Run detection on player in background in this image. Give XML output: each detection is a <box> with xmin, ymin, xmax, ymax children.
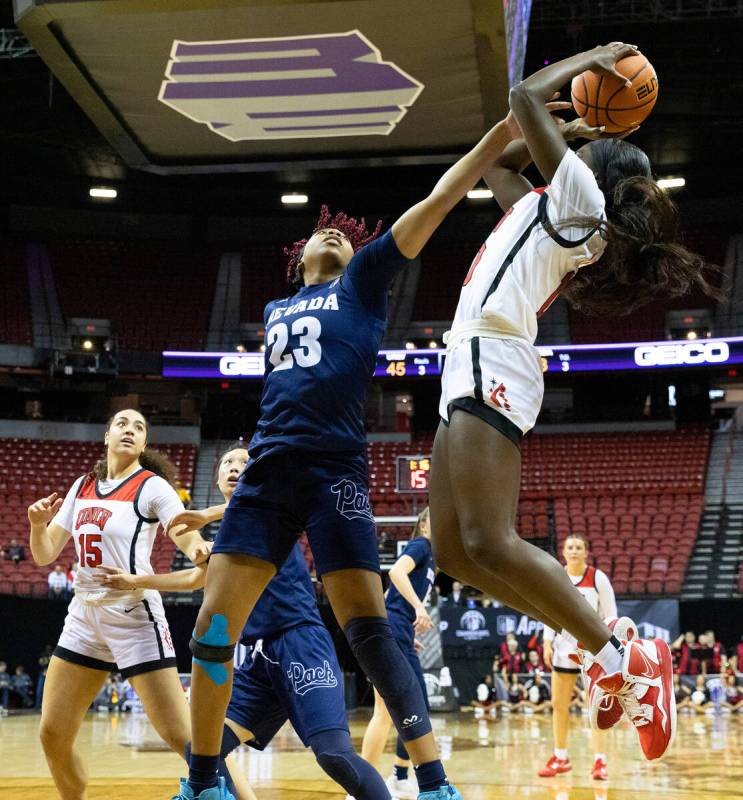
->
<box><xmin>26</xmin><ymin>409</ymin><xmax>233</xmax><ymax>800</ymax></box>
<box><xmin>429</xmin><ymin>43</ymin><xmax>716</xmax><ymax>762</ymax></box>
<box><xmin>353</xmin><ymin>508</ymin><xmax>436</xmax><ymax>800</ymax></box>
<box><xmin>100</xmin><ymin>444</ymin><xmax>391</xmax><ymax>800</ymax></box>
<box><xmin>538</xmin><ymin>534</ymin><xmax>623</xmax><ymax>781</ymax></box>
<box><xmin>169</xmin><ymin>101</ymin><xmax>575</xmax><ymax>800</ymax></box>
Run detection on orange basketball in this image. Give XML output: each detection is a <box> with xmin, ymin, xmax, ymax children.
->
<box><xmin>571</xmin><ymin>54</ymin><xmax>659</xmax><ymax>133</ymax></box>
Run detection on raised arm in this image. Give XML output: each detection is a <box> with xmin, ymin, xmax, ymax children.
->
<box><xmin>390</xmin><ymin>120</ymin><xmax>515</xmax><ymax>259</ymax></box>
<box><xmin>388</xmin><ymin>554</ymin><xmax>433</xmax><ymax>633</ymax></box>
<box><xmin>485</xmin><ymin>112</ymin><xmax>604</xmax><ymax>212</ymax></box>
<box><xmin>508</xmin><ymin>42</ymin><xmax>639</xmax><ymax>183</ymax></box>
<box><xmin>28</xmin><ymin>492</ymin><xmax>70</xmax><ymax>566</ymax></box>
<box><xmin>166</xmin><ymin>504</ymin><xmax>227</xmax><ymax>564</ymax></box>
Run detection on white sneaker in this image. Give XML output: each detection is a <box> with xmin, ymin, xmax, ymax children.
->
<box><xmin>386</xmin><ymin>774</ymin><xmax>418</xmax><ymax>799</ymax></box>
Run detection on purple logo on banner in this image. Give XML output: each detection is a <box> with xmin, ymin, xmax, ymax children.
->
<box><xmin>158</xmin><ymin>31</ymin><xmax>424</xmax><ymax>141</ymax></box>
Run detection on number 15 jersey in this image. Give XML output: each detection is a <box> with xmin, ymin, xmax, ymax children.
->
<box><xmin>250</xmin><ymin>230</ymin><xmax>410</xmax><ymax>458</ymax></box>
<box><xmin>53</xmin><ymin>469</ymin><xmax>184</xmax><ymax>602</ymax></box>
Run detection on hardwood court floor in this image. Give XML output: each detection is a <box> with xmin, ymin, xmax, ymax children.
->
<box><xmin>1</xmin><ymin>709</ymin><xmax>742</xmax><ymax>799</ymax></box>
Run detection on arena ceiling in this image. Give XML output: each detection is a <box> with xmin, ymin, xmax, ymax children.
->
<box><xmin>3</xmin><ymin>1</ymin><xmax>743</xmax><ymax>219</ymax></box>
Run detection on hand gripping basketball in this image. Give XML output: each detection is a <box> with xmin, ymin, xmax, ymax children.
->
<box><xmin>588</xmin><ymin>42</ymin><xmax>641</xmax><ymax>85</ymax></box>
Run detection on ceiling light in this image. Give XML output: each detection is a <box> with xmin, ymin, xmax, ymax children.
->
<box><xmin>82</xmin><ymin>339</ymin><xmax>94</xmax><ymax>350</ymax></box>
<box><xmin>281</xmin><ymin>193</ymin><xmax>308</xmax><ymax>205</ymax></box>
<box><xmin>89</xmin><ymin>186</ymin><xmax>117</xmax><ymax>199</ymax></box>
<box><xmin>466</xmin><ymin>188</ymin><xmax>493</xmax><ymax>200</ymax></box>
<box><xmin>428</xmin><ymin>340</ymin><xmax>438</xmax><ymax>348</ymax></box>
<box><xmin>657</xmin><ymin>177</ymin><xmax>685</xmax><ymax>190</ymax></box>
<box><xmin>405</xmin><ymin>341</ymin><xmax>416</xmax><ymax>350</ymax></box>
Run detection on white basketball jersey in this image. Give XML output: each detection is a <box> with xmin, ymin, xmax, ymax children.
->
<box><xmin>549</xmin><ymin>566</ymin><xmax>617</xmax><ymax>653</ymax></box>
<box><xmin>54</xmin><ymin>469</ymin><xmax>183</xmax><ymax>600</ymax></box>
<box><xmin>452</xmin><ymin>149</ymin><xmax>607</xmax><ymax>344</ymax></box>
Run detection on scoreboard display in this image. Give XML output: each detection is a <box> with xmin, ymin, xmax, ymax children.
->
<box><xmin>396</xmin><ymin>455</ymin><xmax>432</xmax><ymax>492</ymax></box>
<box><xmin>163</xmin><ymin>335</ymin><xmax>743</xmax><ymax>379</ymax></box>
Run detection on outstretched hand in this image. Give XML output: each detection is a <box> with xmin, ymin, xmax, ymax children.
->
<box><xmin>559</xmin><ymin>116</ymin><xmax>640</xmax><ymax>142</ymax></box>
<box><xmin>167</xmin><ymin>509</ymin><xmax>211</xmax><ymax>535</ymax></box>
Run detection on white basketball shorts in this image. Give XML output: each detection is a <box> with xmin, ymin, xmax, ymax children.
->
<box><xmin>55</xmin><ymin>592</ymin><xmax>177</xmax><ymax>678</ymax></box>
<box><xmin>439</xmin><ymin>335</ymin><xmax>544</xmax><ymax>446</ymax></box>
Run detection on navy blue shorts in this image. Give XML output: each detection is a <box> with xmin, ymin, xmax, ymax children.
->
<box><xmin>213</xmin><ymin>449</ymin><xmax>379</xmax><ymax>575</ymax></box>
<box><xmin>226</xmin><ymin>623</ymin><xmax>348</xmax><ymax>749</ymax></box>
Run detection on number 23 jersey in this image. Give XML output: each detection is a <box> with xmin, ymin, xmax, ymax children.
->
<box><xmin>52</xmin><ymin>469</ymin><xmax>184</xmax><ymax>600</ymax></box>
<box><xmin>250</xmin><ymin>230</ymin><xmax>409</xmax><ymax>458</ymax></box>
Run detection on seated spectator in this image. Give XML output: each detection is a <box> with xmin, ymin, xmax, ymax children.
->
<box><xmin>525</xmin><ymin>648</ymin><xmax>546</xmax><ymax>674</ymax></box>
<box><xmin>698</xmin><ymin>630</ymin><xmax>722</xmax><ymax>674</ymax></box>
<box><xmin>498</xmin><ymin>633</ymin><xmax>526</xmax><ymax>679</ymax></box>
<box><xmin>445</xmin><ymin>581</ymin><xmax>466</xmax><ymax>606</ymax></box>
<box><xmin>495</xmin><ymin>673</ymin><xmax>525</xmax><ymax>711</ymax></box>
<box><xmin>674</xmin><ymin>674</ymin><xmax>692</xmax><ymax>711</ymax></box>
<box><xmin>36</xmin><ymin>645</ymin><xmax>53</xmax><ymax>709</ymax></box>
<box><xmin>0</xmin><ymin>546</ymin><xmax>5</xmax><ymax>560</ymax></box>
<box><xmin>722</xmin><ymin>674</ymin><xmax>743</xmax><ymax>711</ymax></box>
<box><xmin>0</xmin><ymin>662</ymin><xmax>10</xmax><ymax>711</ymax></box>
<box><xmin>48</xmin><ymin>564</ymin><xmax>69</xmax><ymax>601</ymax></box>
<box><xmin>175</xmin><ymin>478</ymin><xmax>192</xmax><ymax>509</ymax></box>
<box><xmin>67</xmin><ymin>561</ymin><xmax>78</xmax><ymax>596</ymax></box>
<box><xmin>10</xmin><ymin>665</ymin><xmax>34</xmax><ymax>708</ymax></box>
<box><xmin>672</xmin><ymin>631</ymin><xmax>701</xmax><ymax>675</ymax></box>
<box><xmin>7</xmin><ymin>539</ymin><xmax>25</xmax><ymax>565</ymax></box>
<box><xmin>93</xmin><ymin>677</ymin><xmax>118</xmax><ymax>712</ymax></box>
<box><xmin>523</xmin><ymin>672</ymin><xmax>551</xmax><ymax>712</ymax></box>
<box><xmin>473</xmin><ymin>674</ymin><xmax>497</xmax><ymax>718</ymax></box>
<box><xmin>690</xmin><ymin>675</ymin><xmax>710</xmax><ymax>710</ymax></box>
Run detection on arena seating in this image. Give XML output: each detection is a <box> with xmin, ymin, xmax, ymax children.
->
<box><xmin>48</xmin><ymin>240</ymin><xmax>219</xmax><ymax>351</ymax></box>
<box><xmin>0</xmin><ymin>438</ymin><xmax>196</xmax><ymax>597</ymax></box>
<box><xmin>241</xmin><ymin>244</ymin><xmax>293</xmax><ymax>321</ymax></box>
<box><xmin>368</xmin><ymin>427</ymin><xmax>709</xmax><ymax>595</ymax></box>
<box><xmin>0</xmin><ymin>244</ymin><xmax>33</xmax><ymax>346</ymax></box>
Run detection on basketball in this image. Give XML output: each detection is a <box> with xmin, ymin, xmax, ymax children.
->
<box><xmin>571</xmin><ymin>54</ymin><xmax>659</xmax><ymax>133</ymax></box>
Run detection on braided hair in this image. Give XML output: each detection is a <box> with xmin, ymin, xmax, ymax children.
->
<box><xmin>284</xmin><ymin>205</ymin><xmax>383</xmax><ymax>289</ymax></box>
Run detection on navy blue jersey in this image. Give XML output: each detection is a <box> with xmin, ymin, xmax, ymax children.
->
<box><xmin>240</xmin><ymin>543</ymin><xmax>321</xmax><ymax>645</ymax></box>
<box><xmin>385</xmin><ymin>537</ymin><xmax>435</xmax><ymax>632</ymax></box>
<box><xmin>249</xmin><ymin>230</ymin><xmax>409</xmax><ymax>457</ymax></box>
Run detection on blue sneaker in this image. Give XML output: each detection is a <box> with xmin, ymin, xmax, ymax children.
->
<box><xmin>172</xmin><ymin>777</ymin><xmax>235</xmax><ymax>800</ymax></box>
<box><xmin>418</xmin><ymin>785</ymin><xmax>463</xmax><ymax>800</ymax></box>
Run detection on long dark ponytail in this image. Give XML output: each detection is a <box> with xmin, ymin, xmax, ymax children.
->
<box><xmin>560</xmin><ymin>139</ymin><xmax>720</xmax><ymax>316</ymax></box>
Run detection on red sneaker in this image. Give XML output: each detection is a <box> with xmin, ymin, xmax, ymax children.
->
<box><xmin>591</xmin><ymin>757</ymin><xmax>608</xmax><ymax>780</ymax></box>
<box><xmin>597</xmin><ymin>638</ymin><xmax>676</xmax><ymax>761</ymax></box>
<box><xmin>583</xmin><ymin>617</ymin><xmax>638</xmax><ymax>731</ymax></box>
<box><xmin>538</xmin><ymin>755</ymin><xmax>572</xmax><ymax>777</ymax></box>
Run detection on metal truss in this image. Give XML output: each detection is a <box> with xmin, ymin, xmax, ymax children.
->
<box><xmin>530</xmin><ymin>0</ymin><xmax>743</xmax><ymax>28</ymax></box>
<box><xmin>0</xmin><ymin>28</ymin><xmax>35</xmax><ymax>59</ymax></box>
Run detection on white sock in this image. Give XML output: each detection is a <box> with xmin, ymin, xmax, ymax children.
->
<box><xmin>594</xmin><ymin>637</ymin><xmax>624</xmax><ymax>674</ymax></box>
<box><xmin>594</xmin><ymin>752</ymin><xmax>606</xmax><ymax>762</ymax></box>
<box><xmin>554</xmin><ymin>748</ymin><xmax>568</xmax><ymax>760</ymax></box>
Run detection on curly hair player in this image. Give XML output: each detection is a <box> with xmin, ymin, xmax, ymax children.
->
<box><xmin>429</xmin><ymin>43</ymin><xmax>716</xmax><ymax>764</ymax></box>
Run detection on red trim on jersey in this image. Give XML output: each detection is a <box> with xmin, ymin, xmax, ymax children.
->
<box><xmin>576</xmin><ymin>565</ymin><xmax>597</xmax><ymax>590</ymax></box>
<box><xmin>77</xmin><ymin>469</ymin><xmax>156</xmax><ymax>502</ymax></box>
<box><xmin>532</xmin><ymin>187</ymin><xmax>547</xmax><ymax>195</ymax></box>
<box><xmin>537</xmin><ymin>271</ymin><xmax>576</xmax><ymax>319</ymax></box>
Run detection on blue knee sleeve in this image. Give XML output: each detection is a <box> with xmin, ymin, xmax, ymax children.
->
<box><xmin>189</xmin><ymin>613</ymin><xmax>234</xmax><ymax>686</ymax></box>
<box><xmin>308</xmin><ymin>730</ymin><xmax>390</xmax><ymax>800</ymax></box>
<box><xmin>344</xmin><ymin>617</ymin><xmax>432</xmax><ymax>743</ymax></box>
